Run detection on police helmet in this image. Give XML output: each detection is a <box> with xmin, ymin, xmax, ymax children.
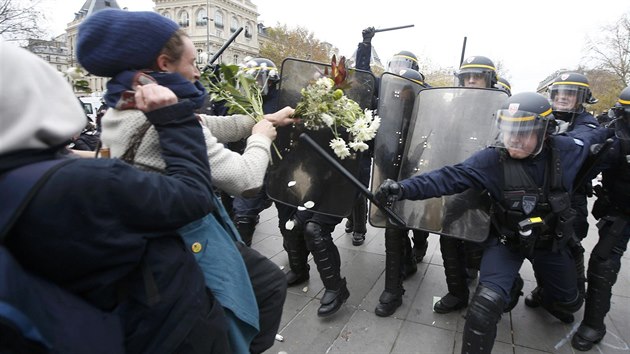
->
<box><xmin>491</xmin><ymin>92</ymin><xmax>554</xmax><ymax>157</ymax></box>
<box><xmin>457</xmin><ymin>55</ymin><xmax>497</xmax><ymax>88</ymax></box>
<box><xmin>387</xmin><ymin>50</ymin><xmax>419</xmax><ymax>73</ymax></box>
<box><xmin>495</xmin><ymin>77</ymin><xmax>512</xmax><ymax>96</ymax></box>
<box><xmin>549</xmin><ymin>72</ymin><xmax>597</xmax><ymax>114</ymax></box>
<box><xmin>612</xmin><ymin>86</ymin><xmax>630</xmax><ymax>140</ymax></box>
<box><xmin>398</xmin><ymin>68</ymin><xmax>426</xmax><ymax>87</ymax></box>
<box><xmin>240</xmin><ymin>57</ymin><xmax>279</xmax><ymax>96</ymax></box>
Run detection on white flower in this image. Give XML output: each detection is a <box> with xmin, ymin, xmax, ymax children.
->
<box><xmin>321</xmin><ymin>113</ymin><xmax>334</xmax><ymax>127</ymax></box>
<box><xmin>329</xmin><ymin>137</ymin><xmax>351</xmax><ymax>159</ymax></box>
<box><xmin>349</xmin><ymin>140</ymin><xmax>369</xmax><ymax>152</ymax></box>
<box><xmin>285</xmin><ymin>220</ymin><xmax>295</xmax><ymax>230</ymax></box>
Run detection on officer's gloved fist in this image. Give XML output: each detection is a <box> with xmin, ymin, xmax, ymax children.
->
<box><xmin>362</xmin><ymin>27</ymin><xmax>375</xmax><ymax>44</ymax></box>
<box><xmin>376</xmin><ymin>179</ymin><xmax>403</xmax><ymax>205</ymax></box>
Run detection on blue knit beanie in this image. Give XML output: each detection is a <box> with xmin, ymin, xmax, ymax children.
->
<box><xmin>77</xmin><ymin>9</ymin><xmax>180</xmax><ymax>77</ymax></box>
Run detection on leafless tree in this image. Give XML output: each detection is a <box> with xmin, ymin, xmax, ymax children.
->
<box><xmin>0</xmin><ymin>0</ymin><xmax>46</xmax><ymax>41</ymax></box>
<box><xmin>585</xmin><ymin>12</ymin><xmax>630</xmax><ymax>87</ymax></box>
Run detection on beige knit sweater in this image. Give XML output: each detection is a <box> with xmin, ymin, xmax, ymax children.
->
<box><xmin>101</xmin><ymin>108</ymin><xmax>271</xmax><ymax>196</ymax></box>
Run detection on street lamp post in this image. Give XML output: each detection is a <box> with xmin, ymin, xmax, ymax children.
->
<box><xmin>205</xmin><ymin>0</ymin><xmax>210</xmax><ymax>56</ymax></box>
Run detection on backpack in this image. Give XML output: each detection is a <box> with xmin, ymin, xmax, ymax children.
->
<box><xmin>0</xmin><ymin>159</ymin><xmax>124</xmax><ymax>354</ymax></box>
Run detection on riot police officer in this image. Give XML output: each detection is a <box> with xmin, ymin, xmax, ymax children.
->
<box><xmin>431</xmin><ymin>55</ymin><xmax>499</xmax><ymax>314</ymax></box>
<box><xmin>571</xmin><ymin>86</ymin><xmax>630</xmax><ymax>351</ymax></box>
<box><xmin>231</xmin><ymin>57</ymin><xmax>280</xmax><ymax>246</ymax></box>
<box><xmin>376</xmin><ymin>92</ymin><xmax>611</xmax><ymax>353</ymax></box>
<box><xmin>525</xmin><ymin>72</ymin><xmax>600</xmax><ymax>306</ymax></box>
<box><xmin>456</xmin><ymin>55</ymin><xmax>498</xmax><ymax>88</ymax></box>
<box><xmin>496</xmin><ymin>77</ymin><xmax>512</xmax><ymax>96</ymax></box>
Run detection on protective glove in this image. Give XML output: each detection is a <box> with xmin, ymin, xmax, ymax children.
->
<box><xmin>362</xmin><ymin>27</ymin><xmax>375</xmax><ymax>44</ymax></box>
<box><xmin>375</xmin><ymin>179</ymin><xmax>403</xmax><ymax>205</ymax></box>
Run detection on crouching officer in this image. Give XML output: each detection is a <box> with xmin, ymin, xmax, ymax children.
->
<box><xmin>572</xmin><ymin>86</ymin><xmax>630</xmax><ymax>351</ymax></box>
<box><xmin>376</xmin><ymin>92</ymin><xmax>612</xmax><ymax>354</ymax></box>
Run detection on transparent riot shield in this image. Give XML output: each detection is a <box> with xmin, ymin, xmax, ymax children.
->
<box><xmin>369</xmin><ymin>73</ymin><xmax>425</xmax><ymax>227</ymax></box>
<box><xmin>266</xmin><ymin>58</ymin><xmax>377</xmax><ymax>217</ymax></box>
<box><xmin>393</xmin><ymin>87</ymin><xmax>508</xmax><ymax>242</ymax></box>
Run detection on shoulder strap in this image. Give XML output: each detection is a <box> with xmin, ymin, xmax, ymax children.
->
<box><xmin>0</xmin><ymin>159</ymin><xmax>74</xmax><ymax>242</ymax></box>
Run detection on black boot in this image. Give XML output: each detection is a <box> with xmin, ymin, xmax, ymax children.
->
<box><xmin>375</xmin><ymin>229</ymin><xmax>406</xmax><ymax>317</ymax></box>
<box><xmin>375</xmin><ymin>289</ymin><xmax>404</xmax><ymax>317</ymax></box>
<box><xmin>401</xmin><ymin>235</ymin><xmax>417</xmax><ymax>279</ymax></box>
<box><xmin>572</xmin><ymin>256</ymin><xmax>619</xmax><ymax>351</ymax></box>
<box><xmin>542</xmin><ymin>291</ymin><xmax>583</xmax><ymax>324</ymax></box>
<box><xmin>412</xmin><ymin>230</ymin><xmax>429</xmax><ymax>263</ymax></box>
<box><xmin>504</xmin><ymin>275</ymin><xmax>524</xmax><ymax>312</ymax></box>
<box><xmin>305</xmin><ymin>221</ymin><xmax>349</xmax><ymax>317</ymax></box>
<box><xmin>281</xmin><ymin>227</ymin><xmax>310</xmax><ymax>286</ymax></box>
<box><xmin>235</xmin><ymin>216</ymin><xmax>257</xmax><ymax>247</ymax></box>
<box><xmin>524</xmin><ymin>286</ymin><xmax>542</xmax><ymax>308</ymax></box>
<box><xmin>318</xmin><ymin>278</ymin><xmax>350</xmax><ymax>317</ymax></box>
<box><xmin>344</xmin><ymin>218</ymin><xmax>353</xmax><ymax>233</ymax></box>
<box><xmin>434</xmin><ymin>236</ymin><xmax>469</xmax><ymax>314</ymax></box>
<box><xmin>350</xmin><ymin>196</ymin><xmax>367</xmax><ymax>246</ymax></box>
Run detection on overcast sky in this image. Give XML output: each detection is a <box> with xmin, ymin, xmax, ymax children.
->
<box><xmin>45</xmin><ymin>0</ymin><xmax>630</xmax><ymax>93</ymax></box>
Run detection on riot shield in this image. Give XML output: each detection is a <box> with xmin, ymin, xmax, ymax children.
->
<box><xmin>393</xmin><ymin>87</ymin><xmax>508</xmax><ymax>242</ymax></box>
<box><xmin>369</xmin><ymin>72</ymin><xmax>425</xmax><ymax>227</ymax></box>
<box><xmin>266</xmin><ymin>58</ymin><xmax>377</xmax><ymax>217</ymax></box>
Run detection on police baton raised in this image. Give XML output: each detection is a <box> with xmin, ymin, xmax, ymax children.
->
<box><xmin>373</xmin><ymin>24</ymin><xmax>414</xmax><ymax>33</ymax></box>
<box><xmin>202</xmin><ymin>27</ymin><xmax>243</xmax><ymax>73</ymax></box>
<box><xmin>298</xmin><ymin>132</ymin><xmax>406</xmax><ymax>227</ymax></box>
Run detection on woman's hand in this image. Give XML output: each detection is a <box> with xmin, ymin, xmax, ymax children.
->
<box><xmin>264</xmin><ymin>106</ymin><xmax>298</xmax><ymax>127</ymax></box>
<box><xmin>134</xmin><ymin>83</ymin><xmax>178</xmax><ymax>112</ymax></box>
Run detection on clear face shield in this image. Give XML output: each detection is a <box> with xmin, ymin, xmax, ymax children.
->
<box><xmin>387</xmin><ymin>56</ymin><xmax>416</xmax><ymax>73</ymax></box>
<box><xmin>549</xmin><ymin>85</ymin><xmax>587</xmax><ymax>113</ymax></box>
<box><xmin>456</xmin><ymin>69</ymin><xmax>492</xmax><ymax>88</ymax></box>
<box><xmin>489</xmin><ymin>107</ymin><xmax>551</xmax><ymax>158</ymax></box>
<box><xmin>242</xmin><ymin>63</ymin><xmax>278</xmax><ymax>96</ymax></box>
<box><xmin>611</xmin><ymin>106</ymin><xmax>630</xmax><ymax>140</ymax></box>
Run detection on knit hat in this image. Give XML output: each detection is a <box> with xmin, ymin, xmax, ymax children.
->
<box><xmin>77</xmin><ymin>9</ymin><xmax>180</xmax><ymax>77</ymax></box>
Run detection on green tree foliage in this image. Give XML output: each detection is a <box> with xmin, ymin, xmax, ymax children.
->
<box><xmin>260</xmin><ymin>24</ymin><xmax>336</xmax><ymax>67</ymax></box>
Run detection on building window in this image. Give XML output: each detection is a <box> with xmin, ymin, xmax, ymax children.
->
<box><xmin>244</xmin><ymin>23</ymin><xmax>252</xmax><ymax>38</ymax></box>
<box><xmin>178</xmin><ymin>11</ymin><xmax>189</xmax><ymax>27</ymax></box>
<box><xmin>196</xmin><ymin>9</ymin><xmax>207</xmax><ymax>26</ymax></box>
<box><xmin>214</xmin><ymin>12</ymin><xmax>223</xmax><ymax>28</ymax></box>
<box><xmin>233</xmin><ymin>54</ymin><xmax>239</xmax><ymax>64</ymax></box>
<box><xmin>230</xmin><ymin>17</ymin><xmax>239</xmax><ymax>33</ymax></box>
<box><xmin>162</xmin><ymin>11</ymin><xmax>171</xmax><ymax>20</ymax></box>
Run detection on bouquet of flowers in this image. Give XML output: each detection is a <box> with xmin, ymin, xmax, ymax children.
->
<box><xmin>293</xmin><ymin>55</ymin><xmax>380</xmax><ymax>159</ymax></box>
<box><xmin>201</xmin><ymin>63</ymin><xmax>282</xmax><ymax>158</ymax></box>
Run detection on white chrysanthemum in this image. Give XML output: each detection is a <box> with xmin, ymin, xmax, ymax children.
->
<box><xmin>330</xmin><ymin>137</ymin><xmax>351</xmax><ymax>159</ymax></box>
<box><xmin>321</xmin><ymin>113</ymin><xmax>334</xmax><ymax>127</ymax></box>
<box><xmin>349</xmin><ymin>140</ymin><xmax>369</xmax><ymax>152</ymax></box>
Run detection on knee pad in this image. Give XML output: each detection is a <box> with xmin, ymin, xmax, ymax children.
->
<box><xmin>304</xmin><ymin>221</ymin><xmax>327</xmax><ymax>251</ymax></box>
<box><xmin>466</xmin><ymin>286</ymin><xmax>505</xmax><ymax>330</ymax></box>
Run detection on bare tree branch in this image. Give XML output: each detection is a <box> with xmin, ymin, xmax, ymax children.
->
<box><xmin>0</xmin><ymin>0</ymin><xmax>46</xmax><ymax>41</ymax></box>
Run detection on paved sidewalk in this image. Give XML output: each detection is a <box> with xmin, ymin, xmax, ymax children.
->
<box><xmin>251</xmin><ymin>201</ymin><xmax>629</xmax><ymax>354</ymax></box>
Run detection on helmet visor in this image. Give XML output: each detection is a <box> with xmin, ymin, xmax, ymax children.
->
<box><xmin>387</xmin><ymin>56</ymin><xmax>417</xmax><ymax>73</ymax></box>
<box><xmin>456</xmin><ymin>69</ymin><xmax>493</xmax><ymax>88</ymax></box>
<box><xmin>550</xmin><ymin>85</ymin><xmax>588</xmax><ymax>113</ymax></box>
<box><xmin>489</xmin><ymin>109</ymin><xmax>550</xmax><ymax>157</ymax></box>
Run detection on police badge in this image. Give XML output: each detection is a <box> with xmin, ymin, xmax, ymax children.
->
<box><xmin>522</xmin><ymin>195</ymin><xmax>537</xmax><ymax>215</ymax></box>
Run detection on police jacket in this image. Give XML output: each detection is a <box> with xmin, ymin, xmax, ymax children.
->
<box><xmin>398</xmin><ymin>129</ymin><xmax>611</xmax><ymax>236</ymax></box>
<box><xmin>3</xmin><ymin>101</ymin><xmax>219</xmax><ymax>354</ymax></box>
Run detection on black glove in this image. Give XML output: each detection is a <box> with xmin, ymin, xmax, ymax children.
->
<box><xmin>362</xmin><ymin>27</ymin><xmax>375</xmax><ymax>44</ymax></box>
<box><xmin>375</xmin><ymin>179</ymin><xmax>403</xmax><ymax>205</ymax></box>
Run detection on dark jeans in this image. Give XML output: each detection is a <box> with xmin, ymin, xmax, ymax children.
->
<box><xmin>238</xmin><ymin>243</ymin><xmax>287</xmax><ymax>354</ymax></box>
